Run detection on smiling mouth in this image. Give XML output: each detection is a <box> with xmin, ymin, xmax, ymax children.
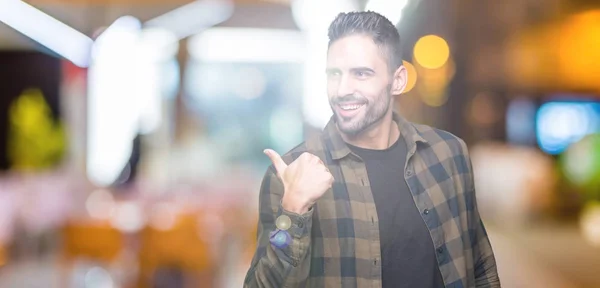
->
<box><xmin>339</xmin><ymin>103</ymin><xmax>366</xmax><ymax>111</ymax></box>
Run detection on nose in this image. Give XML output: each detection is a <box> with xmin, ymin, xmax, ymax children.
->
<box><xmin>336</xmin><ymin>74</ymin><xmax>355</xmax><ymax>97</ymax></box>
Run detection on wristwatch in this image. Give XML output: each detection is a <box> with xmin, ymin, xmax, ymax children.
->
<box><xmin>269</xmin><ymin>215</ymin><xmax>292</xmax><ymax>249</ymax></box>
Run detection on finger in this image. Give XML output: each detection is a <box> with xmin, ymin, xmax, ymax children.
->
<box><xmin>264</xmin><ymin>149</ymin><xmax>288</xmax><ymax>176</ymax></box>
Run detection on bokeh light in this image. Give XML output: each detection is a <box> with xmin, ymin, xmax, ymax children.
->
<box><xmin>86</xmin><ymin>189</ymin><xmax>116</xmax><ymax>220</ymax></box>
<box><xmin>561</xmin><ymin>134</ymin><xmax>600</xmax><ymax>190</ymax></box>
<box><xmin>109</xmin><ymin>202</ymin><xmax>145</xmax><ymax>233</ymax></box>
<box><xmin>413</xmin><ymin>35</ymin><xmax>450</xmax><ymax>70</ymax></box>
<box><xmin>580</xmin><ymin>202</ymin><xmax>600</xmax><ymax>247</ymax></box>
<box><xmin>557</xmin><ymin>10</ymin><xmax>600</xmax><ymax>91</ymax></box>
<box><xmin>536</xmin><ymin>102</ymin><xmax>600</xmax><ymax>155</ymax></box>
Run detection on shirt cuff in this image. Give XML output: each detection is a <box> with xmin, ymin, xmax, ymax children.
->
<box><xmin>276</xmin><ymin>201</ymin><xmax>314</xmax><ymax>238</ymax></box>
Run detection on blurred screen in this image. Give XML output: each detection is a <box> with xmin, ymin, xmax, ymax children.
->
<box><xmin>536</xmin><ymin>98</ymin><xmax>600</xmax><ymax>155</ymax></box>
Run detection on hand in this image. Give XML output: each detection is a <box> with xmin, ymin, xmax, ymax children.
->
<box><xmin>264</xmin><ymin>149</ymin><xmax>334</xmax><ymax>214</ymax></box>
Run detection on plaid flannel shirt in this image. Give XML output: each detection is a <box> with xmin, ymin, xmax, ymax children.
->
<box><xmin>244</xmin><ymin>112</ymin><xmax>500</xmax><ymax>288</ymax></box>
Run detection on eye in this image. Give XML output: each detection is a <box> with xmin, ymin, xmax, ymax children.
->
<box><xmin>354</xmin><ymin>70</ymin><xmax>371</xmax><ymax>79</ymax></box>
<box><xmin>326</xmin><ymin>71</ymin><xmax>341</xmax><ymax>78</ymax></box>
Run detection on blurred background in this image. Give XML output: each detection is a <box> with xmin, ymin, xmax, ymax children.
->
<box><xmin>0</xmin><ymin>0</ymin><xmax>599</xmax><ymax>287</ymax></box>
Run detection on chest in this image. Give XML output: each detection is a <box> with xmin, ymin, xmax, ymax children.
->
<box><xmin>315</xmin><ymin>149</ymin><xmax>467</xmax><ymax>222</ymax></box>
<box><xmin>309</xmin><ymin>149</ymin><xmax>470</xmax><ymax>267</ymax></box>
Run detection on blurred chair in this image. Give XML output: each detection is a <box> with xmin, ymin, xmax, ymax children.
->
<box><xmin>137</xmin><ymin>213</ymin><xmax>217</xmax><ymax>288</ymax></box>
<box><xmin>0</xmin><ymin>243</ymin><xmax>6</xmax><ymax>268</ymax></box>
<box><xmin>60</xmin><ymin>221</ymin><xmax>124</xmax><ymax>287</ymax></box>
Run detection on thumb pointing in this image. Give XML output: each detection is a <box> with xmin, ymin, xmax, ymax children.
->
<box><xmin>264</xmin><ymin>149</ymin><xmax>287</xmax><ymax>176</ymax></box>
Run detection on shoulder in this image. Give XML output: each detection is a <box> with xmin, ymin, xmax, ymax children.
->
<box><xmin>412</xmin><ymin>122</ymin><xmax>470</xmax><ymax>157</ymax></box>
<box><xmin>412</xmin><ymin>122</ymin><xmax>475</xmax><ymax>190</ymax></box>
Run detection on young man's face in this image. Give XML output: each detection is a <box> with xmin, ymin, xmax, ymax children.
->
<box><xmin>326</xmin><ymin>34</ymin><xmax>405</xmax><ymax>136</ymax></box>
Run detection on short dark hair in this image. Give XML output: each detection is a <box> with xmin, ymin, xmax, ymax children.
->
<box><xmin>327</xmin><ymin>11</ymin><xmax>403</xmax><ymax>73</ymax></box>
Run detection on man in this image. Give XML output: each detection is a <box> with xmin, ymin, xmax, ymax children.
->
<box><xmin>244</xmin><ymin>11</ymin><xmax>500</xmax><ymax>288</ymax></box>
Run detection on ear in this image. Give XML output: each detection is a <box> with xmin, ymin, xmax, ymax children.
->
<box><xmin>390</xmin><ymin>65</ymin><xmax>408</xmax><ymax>96</ymax></box>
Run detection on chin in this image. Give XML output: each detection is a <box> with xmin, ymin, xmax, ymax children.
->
<box><xmin>335</xmin><ymin>116</ymin><xmax>366</xmax><ymax>136</ymax></box>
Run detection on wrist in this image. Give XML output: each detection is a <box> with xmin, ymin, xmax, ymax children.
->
<box><xmin>282</xmin><ymin>192</ymin><xmax>311</xmax><ymax>215</ymax></box>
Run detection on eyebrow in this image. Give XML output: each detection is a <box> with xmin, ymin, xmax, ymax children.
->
<box><xmin>325</xmin><ymin>67</ymin><xmax>376</xmax><ymax>74</ymax></box>
<box><xmin>350</xmin><ymin>67</ymin><xmax>375</xmax><ymax>74</ymax></box>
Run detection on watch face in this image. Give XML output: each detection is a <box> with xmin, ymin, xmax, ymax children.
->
<box><xmin>275</xmin><ymin>214</ymin><xmax>292</xmax><ymax>230</ymax></box>
<box><xmin>269</xmin><ymin>229</ymin><xmax>292</xmax><ymax>249</ymax></box>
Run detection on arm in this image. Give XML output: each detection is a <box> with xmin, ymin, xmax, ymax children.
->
<box><xmin>244</xmin><ymin>167</ymin><xmax>313</xmax><ymax>288</ymax></box>
<box><xmin>468</xmin><ymin>188</ymin><xmax>501</xmax><ymax>287</ymax></box>
<box><xmin>459</xmin><ymin>140</ymin><xmax>501</xmax><ymax>287</ymax></box>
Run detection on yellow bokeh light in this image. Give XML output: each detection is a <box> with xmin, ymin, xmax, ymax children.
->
<box><xmin>413</xmin><ymin>34</ymin><xmax>450</xmax><ymax>69</ymax></box>
<box><xmin>402</xmin><ymin>60</ymin><xmax>418</xmax><ymax>94</ymax></box>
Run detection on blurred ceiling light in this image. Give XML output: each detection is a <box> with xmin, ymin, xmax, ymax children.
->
<box><xmin>291</xmin><ymin>0</ymin><xmax>359</xmax><ymax>31</ymax></box>
<box><xmin>145</xmin><ymin>0</ymin><xmax>233</xmax><ymax>40</ymax></box>
<box><xmin>0</xmin><ymin>0</ymin><xmax>93</xmax><ymax>67</ymax></box>
<box><xmin>365</xmin><ymin>0</ymin><xmax>409</xmax><ymax>25</ymax></box>
<box><xmin>137</xmin><ymin>27</ymin><xmax>179</xmax><ymax>63</ymax></box>
<box><xmin>88</xmin><ymin>16</ymin><xmax>178</xmax><ymax>187</ymax></box>
<box><xmin>87</xmin><ymin>16</ymin><xmax>142</xmax><ymax>187</ymax></box>
<box><xmin>188</xmin><ymin>28</ymin><xmax>305</xmax><ymax>63</ymax></box>
<box><xmin>135</xmin><ymin>28</ymin><xmax>177</xmax><ymax>135</ymax></box>
<box><xmin>413</xmin><ymin>34</ymin><xmax>450</xmax><ymax>70</ymax></box>
<box><xmin>94</xmin><ymin>15</ymin><xmax>141</xmax><ymax>46</ymax></box>
<box><xmin>402</xmin><ymin>60</ymin><xmax>417</xmax><ymax>94</ymax></box>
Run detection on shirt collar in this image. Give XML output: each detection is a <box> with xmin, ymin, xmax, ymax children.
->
<box><xmin>322</xmin><ymin>112</ymin><xmax>429</xmax><ymax>160</ymax></box>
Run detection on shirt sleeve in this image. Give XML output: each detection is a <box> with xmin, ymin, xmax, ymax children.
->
<box><xmin>244</xmin><ymin>166</ymin><xmax>314</xmax><ymax>288</ymax></box>
<box><xmin>459</xmin><ymin>139</ymin><xmax>502</xmax><ymax>288</ymax></box>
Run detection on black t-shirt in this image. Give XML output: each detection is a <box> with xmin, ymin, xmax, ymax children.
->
<box><xmin>348</xmin><ymin>137</ymin><xmax>445</xmax><ymax>288</ymax></box>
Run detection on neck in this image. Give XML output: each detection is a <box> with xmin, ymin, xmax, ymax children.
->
<box><xmin>339</xmin><ymin>108</ymin><xmax>400</xmax><ymax>150</ymax></box>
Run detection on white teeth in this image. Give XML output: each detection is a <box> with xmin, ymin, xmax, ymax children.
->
<box><xmin>340</xmin><ymin>104</ymin><xmax>363</xmax><ymax>111</ymax></box>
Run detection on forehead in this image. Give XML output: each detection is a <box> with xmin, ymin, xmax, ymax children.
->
<box><xmin>326</xmin><ymin>34</ymin><xmax>388</xmax><ymax>70</ymax></box>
